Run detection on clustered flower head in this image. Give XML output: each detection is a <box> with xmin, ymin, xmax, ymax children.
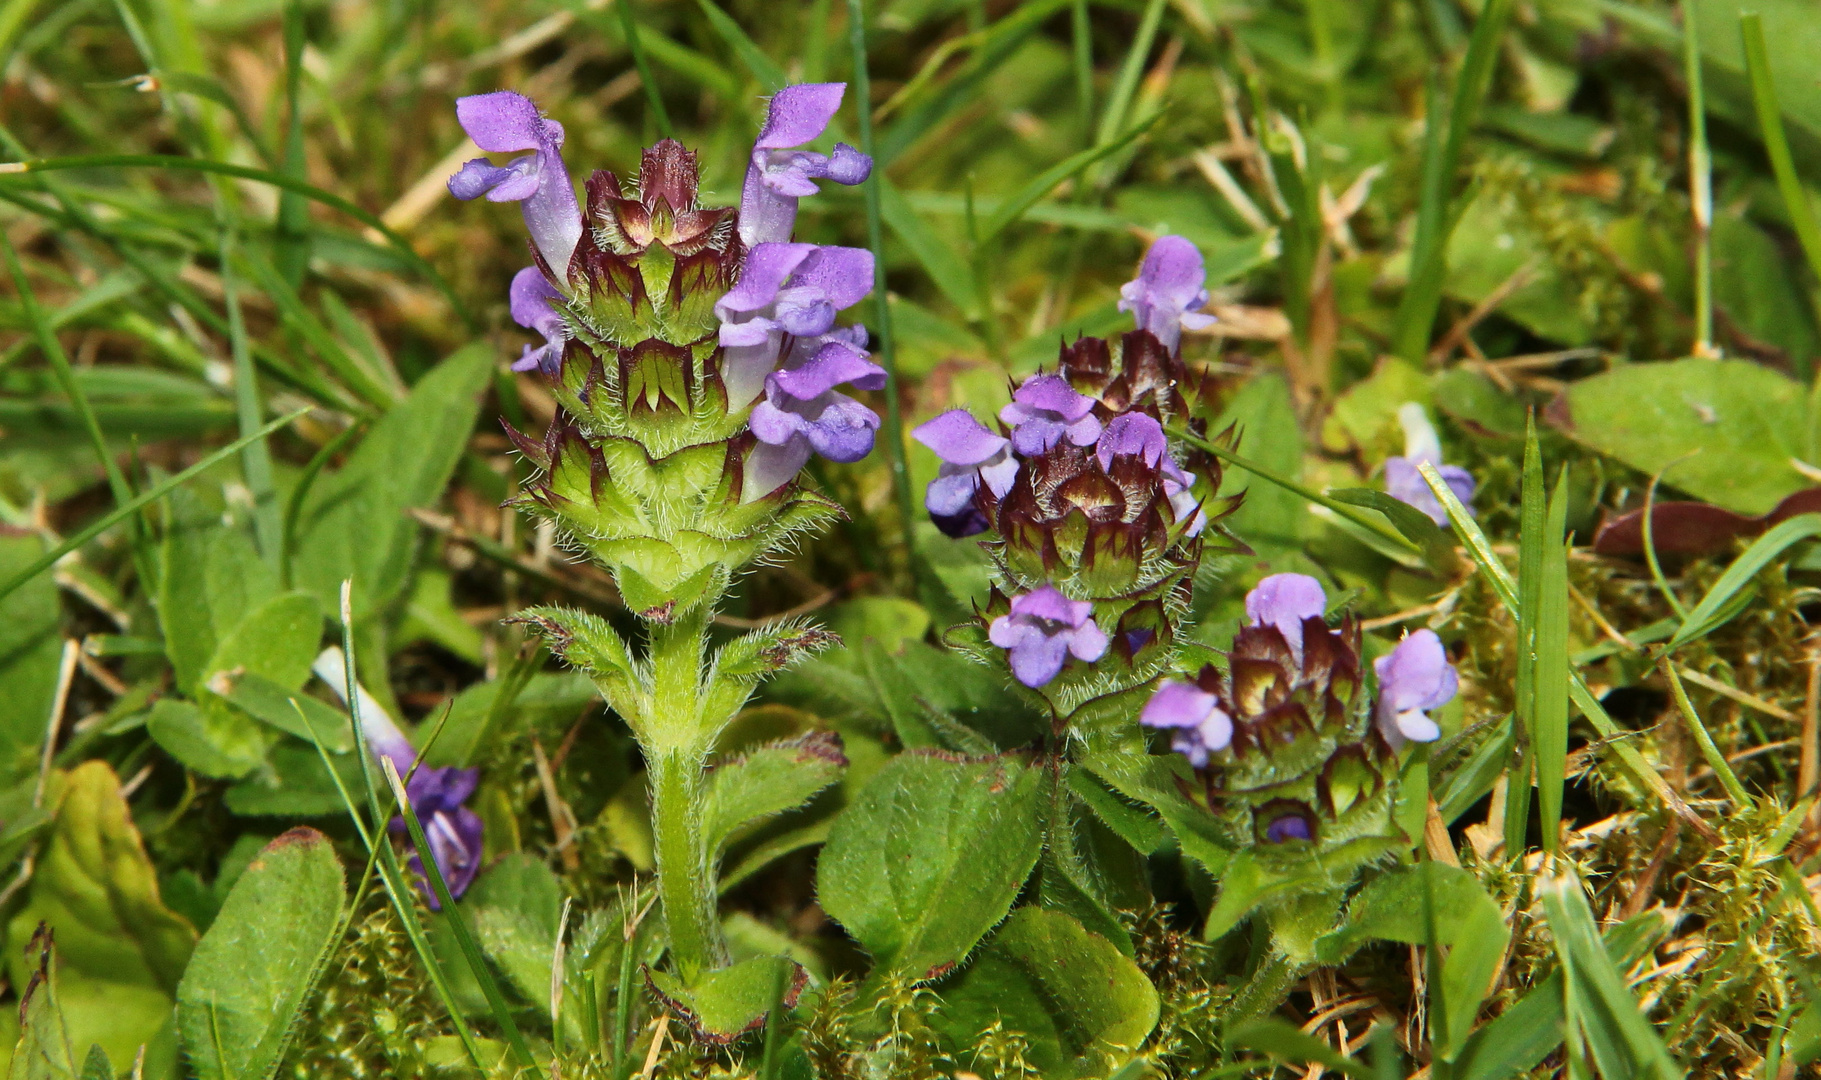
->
<box><xmin>450</xmin><ymin>84</ymin><xmax>880</xmax><ymax>617</ymax></box>
<box><xmin>918</xmin><ymin>236</ymin><xmax>1241</xmax><ymax>707</ymax></box>
<box><xmin>1384</xmin><ymin>402</ymin><xmax>1475</xmax><ymax>526</ymax></box>
<box><xmin>1138</xmin><ymin>574</ymin><xmax>1459</xmax><ymax>854</ymax></box>
<box><xmin>314</xmin><ymin>649</ymin><xmax>482</xmax><ymax>905</ymax></box>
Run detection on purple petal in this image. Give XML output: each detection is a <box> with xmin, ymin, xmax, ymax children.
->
<box><xmin>1008</xmin><ymin>584</ymin><xmax>1093</xmax><ymax>628</ymax></box>
<box><xmin>1117</xmin><ymin>234</ymin><xmax>1211</xmax><ymax>353</ymax></box>
<box><xmin>1008</xmin><ymin>374</ymin><xmax>1097</xmax><ymax>422</ymax></box>
<box><xmin>449</xmin><ymin>156</ymin><xmax>539</xmax><ymax>202</ymax></box>
<box><xmin>717</xmin><ymin>243</ymin><xmax>818</xmax><ymax>317</ymax></box>
<box><xmin>754</xmin><ymin>83</ymin><xmax>847</xmax><ymax>150</ymax></box>
<box><xmin>825</xmin><ymin>143</ymin><xmax>872</xmax><ymax>183</ymax></box>
<box><xmin>743</xmin><ymin>437</ymin><xmax>814</xmax><ymax>502</ymax></box>
<box><xmin>1264</xmin><ymin>812</ymin><xmax>1314</xmax><ymax>843</ymax></box>
<box><xmin>1374</xmin><ymin>630</ymin><xmax>1457</xmax><ymax>713</ymax></box>
<box><xmin>1142</xmin><ymin>681</ymin><xmax>1218</xmax><ymax>729</ymax></box>
<box><xmin>791</xmin><ymin>246</ymin><xmax>876</xmax><ymax>312</ymax></box>
<box><xmin>926</xmin><ymin>469</ymin><xmax>982</xmax><ymax>516</ymax></box>
<box><xmin>980</xmin><ymin>454</ymin><xmax>1020</xmax><ymax>498</ymax></box>
<box><xmin>1007</xmin><ymin>414</ymin><xmax>1066</xmax><ymax>456</ymax></box>
<box><xmin>407</xmin><ymin>764</ymin><xmax>480</xmax><ymax>814</ymax></box>
<box><xmin>1245</xmin><ymin>573</ymin><xmax>1326</xmax><ymax>655</ymax></box>
<box><xmin>1005</xmin><ymin>629</ymin><xmax>1069</xmax><ymax>688</ymax></box>
<box><xmin>451</xmin><ymin>91</ymin><xmax>580</xmax><ymax>274</ymax></box>
<box><xmin>751</xmin><ymin>391</ymin><xmax>879</xmax><ymax>463</ymax></box>
<box><xmin>1096</xmin><ymin>412</ymin><xmax>1168</xmax><ymax>470</ymax></box>
<box><xmin>770</xmin><ymin>341</ymin><xmax>885</xmax><ymax>400</ymax></box>
<box><xmin>913</xmin><ymin>409</ymin><xmax>1008</xmax><ymax>466</ymax></box>
<box><xmin>1066</xmin><ymin>619</ymin><xmax>1108</xmax><ymax>662</ymax></box>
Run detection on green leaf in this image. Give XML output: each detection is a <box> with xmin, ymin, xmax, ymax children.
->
<box><xmin>646</xmin><ymin>955</ymin><xmax>802</xmax><ymax>1045</ymax></box>
<box><xmin>702</xmin><ymin>732</ymin><xmax>846</xmax><ymax>857</ymax></box>
<box><xmin>1555</xmin><ymin>357</ymin><xmax>1807</xmax><ymax>516</ymax></box>
<box><xmin>221</xmin><ymin>743</ymin><xmax>364</xmax><ymax>818</ymax></box>
<box><xmin>290</xmin><ymin>343</ymin><xmax>491</xmax><ymax>618</ymax></box>
<box><xmin>1317</xmin><ymin>862</ymin><xmax>1509</xmax><ymax>1060</ymax></box>
<box><xmin>76</xmin><ymin>1046</ymin><xmax>111</xmax><ymax>1080</ymax></box>
<box><xmin>209</xmin><ymin>670</ymin><xmax>352</xmax><ymax>752</ymax></box>
<box><xmin>6</xmin><ymin>763</ymin><xmax>196</xmax><ymax>1069</ymax></box>
<box><xmin>203</xmin><ymin>591</ymin><xmax>322</xmax><ymax>690</ymax></box>
<box><xmin>0</xmin><ymin>535</ymin><xmax>61</xmax><ymax>783</ymax></box>
<box><xmin>1537</xmin><ymin>874</ymin><xmax>1684</xmax><ymax>1080</ymax></box>
<box><xmin>818</xmin><ymin>752</ymin><xmax>1044</xmax><ymax>981</ymax></box>
<box><xmin>177</xmin><ymin>827</ymin><xmax>345</xmax><ymax>1080</ymax></box>
<box><xmin>9</xmin><ymin>929</ymin><xmax>76</xmax><ymax>1080</ymax></box>
<box><xmin>1229</xmin><ymin>1019</ymin><xmax>1366</xmax><ymax>1078</ymax></box>
<box><xmin>1210</xmin><ymin>374</ymin><xmax>1306</xmax><ymax>550</ymax></box>
<box><xmin>1665</xmin><ymin>513</ymin><xmax>1821</xmax><ymax>651</ymax></box>
<box><xmin>1327</xmin><ymin>489</ymin><xmax>1460</xmax><ymax>574</ymax></box>
<box><xmin>145</xmin><ymin>698</ymin><xmax>267</xmax><ymax>780</ymax></box>
<box><xmin>1535</xmin><ymin>476</ymin><xmax>1572</xmax><ymax>853</ymax></box>
<box><xmin>935</xmin><ymin>907</ymin><xmax>1159</xmax><ymax>1078</ymax></box>
<box><xmin>467</xmin><ymin>855</ymin><xmax>563</xmax><ymax>1016</ymax></box>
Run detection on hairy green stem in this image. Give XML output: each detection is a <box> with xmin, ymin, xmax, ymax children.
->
<box><xmin>643</xmin><ymin>603</ymin><xmax>726</xmax><ymax>982</ymax></box>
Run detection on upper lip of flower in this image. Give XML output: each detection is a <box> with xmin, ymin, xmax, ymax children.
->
<box><xmin>448</xmin><ymin>90</ymin><xmax>583</xmax><ymax>276</ymax></box>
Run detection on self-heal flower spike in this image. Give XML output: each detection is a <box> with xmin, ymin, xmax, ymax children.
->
<box><xmin>449</xmin><ymin>91</ymin><xmax>582</xmax><ymax>276</ymax></box>
<box><xmin>1373</xmin><ymin>629</ymin><xmax>1458</xmax><ymax>747</ymax></box>
<box><xmin>313</xmin><ymin>648</ymin><xmax>483</xmax><ymax>906</ymax></box>
<box><xmin>913</xmin><ymin>409</ymin><xmax>1018</xmax><ymax>538</ymax></box>
<box><xmin>740</xmin><ymin>83</ymin><xmax>873</xmax><ymax>247</ymax></box>
<box><xmin>1118</xmin><ymin>234</ymin><xmax>1216</xmax><ymax>354</ymax></box>
<box><xmin>988</xmin><ymin>585</ymin><xmax>1108</xmax><ymax>688</ymax></box>
<box><xmin>999</xmin><ymin>374</ymin><xmax>1102</xmax><ymax>456</ymax></box>
<box><xmin>1384</xmin><ymin>402</ymin><xmax>1474</xmax><ymax>526</ymax></box>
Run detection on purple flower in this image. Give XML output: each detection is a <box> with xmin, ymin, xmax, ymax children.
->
<box><xmin>716</xmin><ymin>242</ymin><xmax>875</xmax><ymax>408</ymax></box>
<box><xmin>508</xmin><ymin>266</ymin><xmax>568</xmax><ymax>375</ymax></box>
<box><xmin>1118</xmin><ymin>235</ymin><xmax>1216</xmax><ymax>354</ymax></box>
<box><xmin>1245</xmin><ymin>573</ymin><xmax>1327</xmax><ymax>662</ymax></box>
<box><xmin>1141</xmin><ymin>677</ymin><xmax>1232</xmax><ymax>767</ymax></box>
<box><xmin>988</xmin><ymin>585</ymin><xmax>1108</xmax><ymax>688</ymax></box>
<box><xmin>449</xmin><ymin>91</ymin><xmax>582</xmax><ymax>277</ymax></box>
<box><xmin>1373</xmin><ymin>629</ymin><xmax>1458</xmax><ymax>747</ymax></box>
<box><xmin>1384</xmin><ymin>403</ymin><xmax>1475</xmax><ymax>527</ymax></box>
<box><xmin>998</xmin><ymin>374</ymin><xmax>1102</xmax><ymax>456</ymax></box>
<box><xmin>1095</xmin><ymin>412</ymin><xmax>1168</xmax><ymax>471</ymax></box>
<box><xmin>739</xmin><ymin>83</ymin><xmax>873</xmax><ymax>247</ymax></box>
<box><xmin>1161</xmin><ymin>458</ymin><xmax>1206</xmax><ymax>537</ymax></box>
<box><xmin>744</xmin><ymin>334</ymin><xmax>885</xmax><ymax>500</ymax></box>
<box><xmin>313</xmin><ymin>648</ymin><xmax>483</xmax><ymax>907</ymax></box>
<box><xmin>912</xmin><ymin>409</ymin><xmax>1019</xmax><ymax>538</ymax></box>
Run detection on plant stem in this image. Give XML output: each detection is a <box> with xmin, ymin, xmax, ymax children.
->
<box><xmin>644</xmin><ymin>604</ymin><xmax>726</xmax><ymax>983</ymax></box>
<box><xmin>1682</xmin><ymin>0</ymin><xmax>1714</xmax><ymax>356</ymax></box>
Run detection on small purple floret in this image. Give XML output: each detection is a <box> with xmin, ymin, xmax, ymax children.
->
<box><xmin>913</xmin><ymin>409</ymin><xmax>1019</xmax><ymax>537</ymax></box>
<box><xmin>1095</xmin><ymin>412</ymin><xmax>1168</xmax><ymax>471</ymax></box>
<box><xmin>1264</xmin><ymin>813</ymin><xmax>1314</xmax><ymax>843</ymax></box>
<box><xmin>449</xmin><ymin>91</ymin><xmax>582</xmax><ymax>276</ymax></box>
<box><xmin>1245</xmin><ymin>573</ymin><xmax>1327</xmax><ymax>660</ymax></box>
<box><xmin>999</xmin><ymin>374</ymin><xmax>1102</xmax><ymax>456</ymax></box>
<box><xmin>717</xmin><ymin>242</ymin><xmax>875</xmax><ymax>409</ymax></box>
<box><xmin>1141</xmin><ymin>679</ymin><xmax>1232</xmax><ymax>767</ymax></box>
<box><xmin>1373</xmin><ymin>629</ymin><xmax>1458</xmax><ymax>747</ymax></box>
<box><xmin>739</xmin><ymin>83</ymin><xmax>873</xmax><ymax>247</ymax></box>
<box><xmin>1385</xmin><ymin>403</ymin><xmax>1475</xmax><ymax>526</ymax></box>
<box><xmin>390</xmin><ymin>765</ymin><xmax>486</xmax><ymax>906</ymax></box>
<box><xmin>508</xmin><ymin>267</ymin><xmax>568</xmax><ymax>375</ymax></box>
<box><xmin>1118</xmin><ymin>235</ymin><xmax>1216</xmax><ymax>353</ymax></box>
<box><xmin>988</xmin><ymin>585</ymin><xmax>1108</xmax><ymax>688</ymax></box>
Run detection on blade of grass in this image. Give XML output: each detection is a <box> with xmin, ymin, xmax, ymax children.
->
<box><xmin>1660</xmin><ymin>658</ymin><xmax>1750</xmax><ymax>805</ymax></box>
<box><xmin>847</xmin><ymin>0</ymin><xmax>917</xmax><ymax>584</ymax></box>
<box><xmin>1168</xmin><ymin>425</ymin><xmax>1418</xmax><ymax>552</ymax></box>
<box><xmin>320</xmin><ymin>627</ymin><xmax>489</xmax><ymax>1070</ymax></box>
<box><xmin>0</xmin><ymin>408</ymin><xmax>307</xmax><ymax>603</ymax></box>
<box><xmin>1390</xmin><ymin>0</ymin><xmax>1516</xmax><ymax>362</ymax></box>
<box><xmin>976</xmin><ymin>115</ymin><xmax>1157</xmax><ymax>243</ymax></box>
<box><xmin>1662</xmin><ymin>513</ymin><xmax>1821</xmax><ymax>652</ymax></box>
<box><xmin>694</xmin><ymin>0</ymin><xmax>785</xmax><ymax>91</ymax></box>
<box><xmin>618</xmin><ymin>0</ymin><xmax>675</xmax><ymax>140</ymax></box>
<box><xmin>1741</xmin><ymin>14</ymin><xmax>1821</xmax><ymax>298</ymax></box>
<box><xmin>0</xmin><ymin>154</ymin><xmax>467</xmax><ymax>327</ymax></box>
<box><xmin>274</xmin><ymin>0</ymin><xmax>309</xmax><ymax>287</ymax></box>
<box><xmin>1509</xmin><ymin>413</ymin><xmax>1545</xmax><ymax>857</ymax></box>
<box><xmin>1093</xmin><ymin>0</ymin><xmax>1165</xmax><ymax>148</ymax></box>
<box><xmin>384</xmin><ymin>756</ymin><xmax>537</xmax><ymax>1069</ymax></box>
<box><xmin>1071</xmin><ymin>0</ymin><xmax>1094</xmax><ymax>143</ymax></box>
<box><xmin>1681</xmin><ymin>0</ymin><xmax>1713</xmax><ymax>355</ymax></box>
<box><xmin>218</xmin><ymin>228</ymin><xmax>282</xmax><ymax>570</ymax></box>
<box><xmin>1537</xmin><ymin>874</ymin><xmax>1684</xmax><ymax>1080</ymax></box>
<box><xmin>1416</xmin><ymin>462</ymin><xmax>1723</xmax><ymax>845</ymax></box>
<box><xmin>1536</xmin><ymin>470</ymin><xmax>1571</xmax><ymax>854</ymax></box>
